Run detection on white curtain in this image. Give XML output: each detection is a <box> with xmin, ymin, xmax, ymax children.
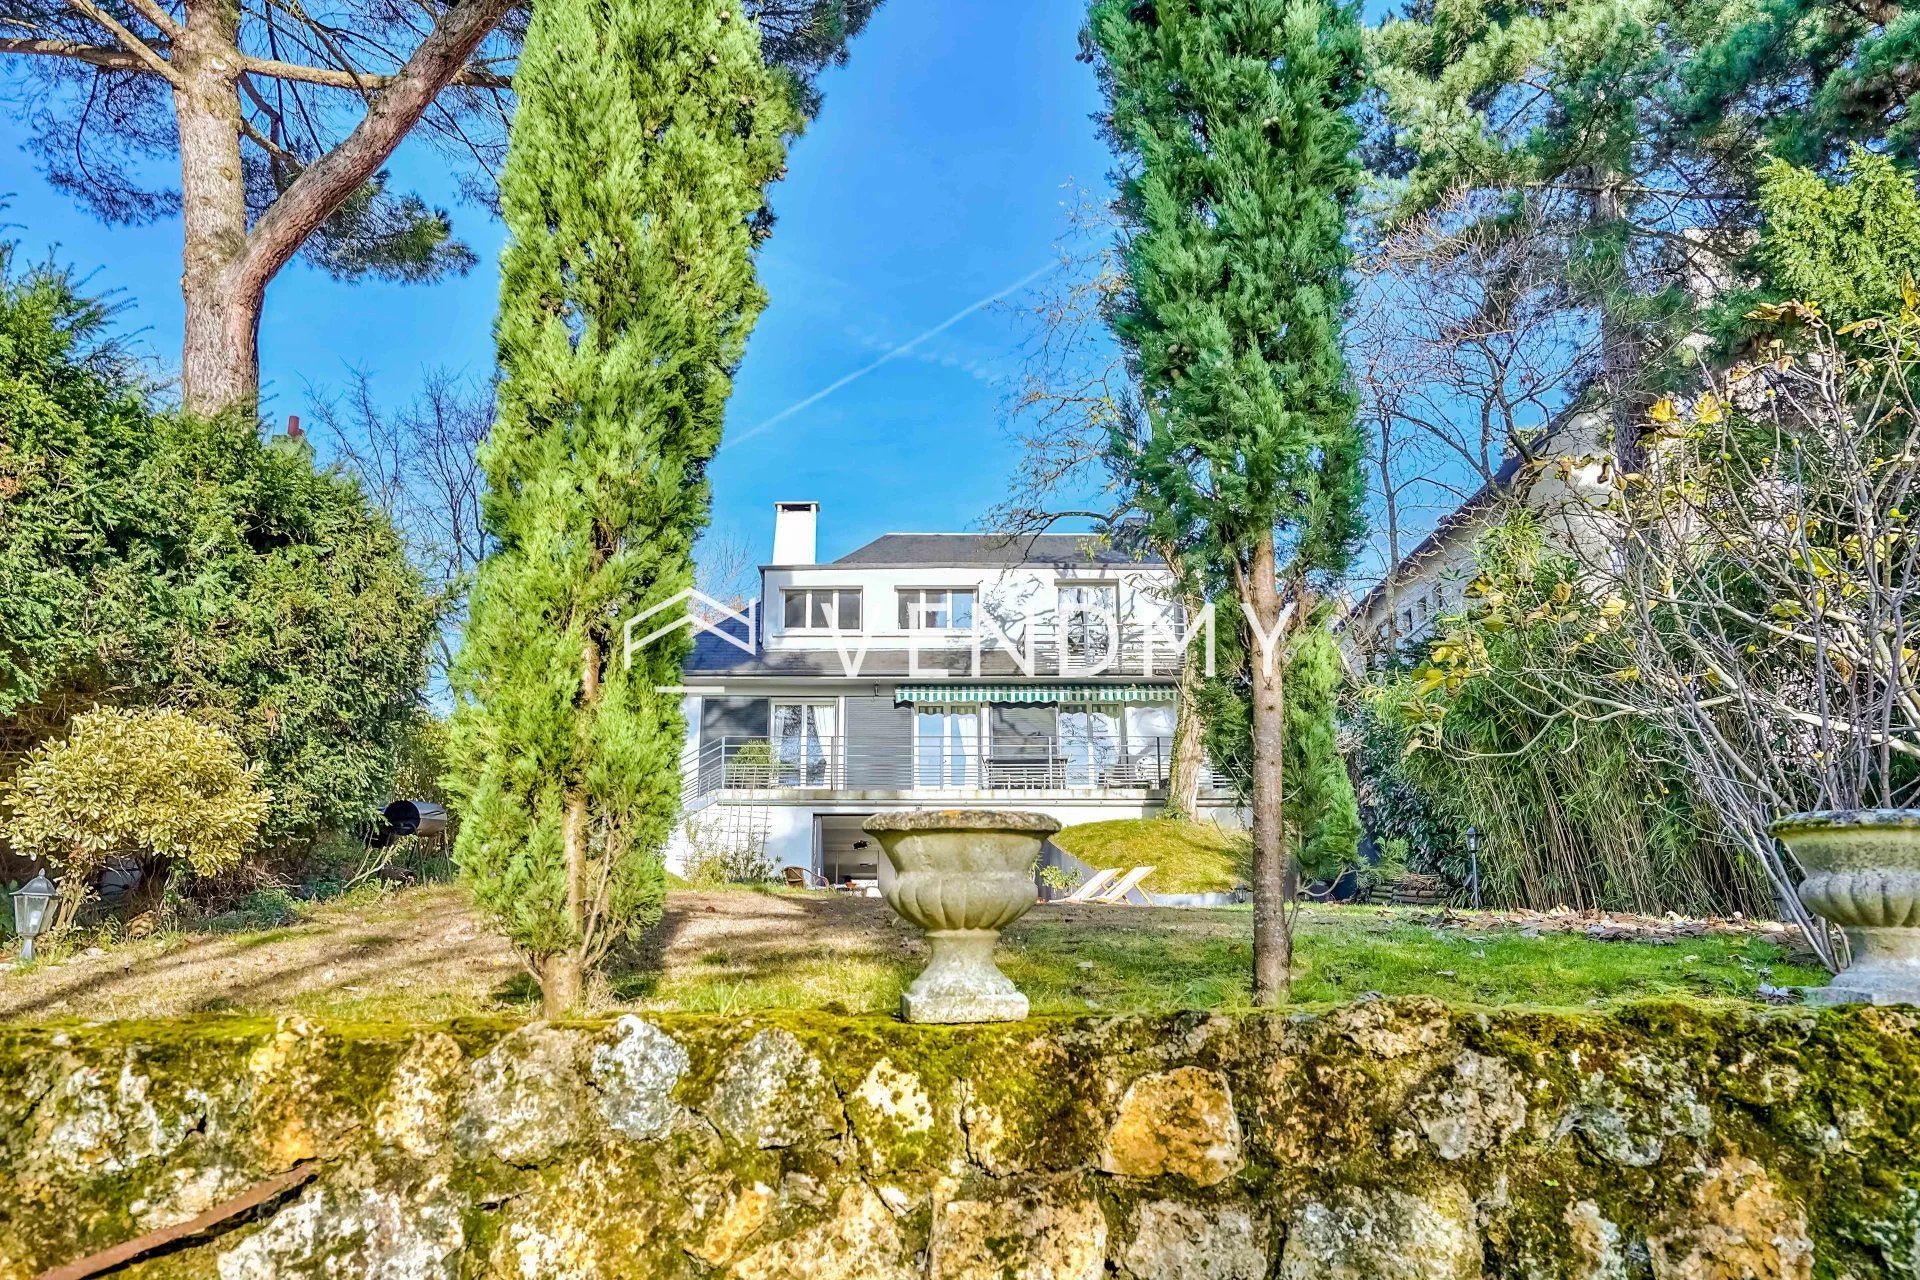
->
<box><xmin>773</xmin><ymin>702</ymin><xmax>835</xmax><ymax>785</ymax></box>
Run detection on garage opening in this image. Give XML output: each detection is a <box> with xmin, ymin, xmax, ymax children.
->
<box><xmin>817</xmin><ymin>814</ymin><xmax>881</xmax><ymax>894</ymax></box>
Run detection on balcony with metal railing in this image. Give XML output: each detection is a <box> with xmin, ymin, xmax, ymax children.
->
<box><xmin>681</xmin><ymin>735</ymin><xmax>1233</xmax><ymax>806</ymax></box>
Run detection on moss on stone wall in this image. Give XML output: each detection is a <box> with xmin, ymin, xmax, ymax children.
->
<box><xmin>0</xmin><ymin>1001</ymin><xmax>1916</xmax><ymax>1278</ymax></box>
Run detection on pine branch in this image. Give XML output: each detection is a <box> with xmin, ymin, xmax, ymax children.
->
<box><xmin>123</xmin><ymin>0</ymin><xmax>181</xmax><ymax>40</ymax></box>
<box><xmin>0</xmin><ymin>13</ymin><xmax>507</xmax><ymax>89</ymax></box>
<box><xmin>57</xmin><ymin>0</ymin><xmax>178</xmax><ymax>83</ymax></box>
<box><xmin>243</xmin><ymin>52</ymin><xmax>509</xmax><ymax>91</ymax></box>
<box><xmin>0</xmin><ymin>36</ymin><xmax>151</xmax><ymax>69</ymax></box>
<box><xmin>233</xmin><ymin>0</ymin><xmax>515</xmax><ymax>300</ymax></box>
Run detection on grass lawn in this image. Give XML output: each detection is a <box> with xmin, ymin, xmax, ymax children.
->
<box><xmin>646</xmin><ymin>900</ymin><xmax>1822</xmax><ymax>1017</ymax></box>
<box><xmin>0</xmin><ymin>882</ymin><xmax>1825</xmax><ymax>1024</ymax></box>
<box><xmin>1052</xmin><ymin>817</ymin><xmax>1249</xmax><ymax>894</ymax></box>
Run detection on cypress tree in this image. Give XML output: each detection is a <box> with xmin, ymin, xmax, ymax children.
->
<box><xmin>452</xmin><ymin>0</ymin><xmax>791</xmax><ymax>1014</ymax></box>
<box><xmin>1088</xmin><ymin>0</ymin><xmax>1367</xmax><ymax>1001</ymax></box>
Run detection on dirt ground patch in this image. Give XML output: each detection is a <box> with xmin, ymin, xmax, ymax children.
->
<box><xmin>0</xmin><ymin>882</ymin><xmax>1820</xmax><ymax>1024</ymax></box>
<box><xmin>0</xmin><ymin>884</ymin><xmax>522</xmax><ymax>1023</ymax></box>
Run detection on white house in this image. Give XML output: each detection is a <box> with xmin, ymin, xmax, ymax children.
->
<box><xmin>667</xmin><ymin>502</ymin><xmax>1240</xmax><ymax>886</ymax></box>
<box><xmin>1342</xmin><ymin>408</ymin><xmax>1614</xmax><ymax>663</ymax></box>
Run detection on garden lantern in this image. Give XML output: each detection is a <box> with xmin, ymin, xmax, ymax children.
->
<box><xmin>11</xmin><ymin>874</ymin><xmax>55</xmax><ymax>962</ymax></box>
<box><xmin>1465</xmin><ymin>827</ymin><xmax>1482</xmax><ymax>910</ymax></box>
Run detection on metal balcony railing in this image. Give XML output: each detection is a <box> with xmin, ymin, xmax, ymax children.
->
<box><xmin>681</xmin><ymin>735</ymin><xmax>1231</xmax><ymax>802</ymax></box>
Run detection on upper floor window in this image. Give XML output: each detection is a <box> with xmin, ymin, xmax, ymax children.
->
<box><xmin>783</xmin><ymin>587</ymin><xmax>860</xmax><ymax>630</ymax></box>
<box><xmin>899</xmin><ymin>587</ymin><xmax>975</xmax><ymax>630</ymax></box>
<box><xmin>1059</xmin><ymin>582</ymin><xmax>1119</xmax><ymax>652</ymax></box>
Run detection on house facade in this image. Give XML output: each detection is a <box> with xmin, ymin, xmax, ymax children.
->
<box><xmin>668</xmin><ymin>502</ymin><xmax>1240</xmax><ymax>887</ymax></box>
<box><xmin>1341</xmin><ymin>408</ymin><xmax>1613</xmax><ymax>665</ymax></box>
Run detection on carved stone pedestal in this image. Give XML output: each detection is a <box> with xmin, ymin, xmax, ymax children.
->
<box><xmin>1772</xmin><ymin>809</ymin><xmax>1920</xmax><ymax>1006</ymax></box>
<box><xmin>863</xmin><ymin>809</ymin><xmax>1060</xmax><ymax>1023</ymax></box>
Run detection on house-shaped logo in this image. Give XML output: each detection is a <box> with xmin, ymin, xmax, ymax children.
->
<box><xmin>622</xmin><ymin>590</ymin><xmax>757</xmax><ymax>669</ymax></box>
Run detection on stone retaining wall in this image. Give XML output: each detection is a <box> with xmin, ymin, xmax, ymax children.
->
<box><xmin>3</xmin><ymin>1000</ymin><xmax>1918</xmax><ymax>1278</ymax></box>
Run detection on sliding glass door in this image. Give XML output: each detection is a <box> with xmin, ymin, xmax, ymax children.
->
<box><xmin>1058</xmin><ymin>705</ymin><xmax>1121</xmax><ymax>787</ymax></box>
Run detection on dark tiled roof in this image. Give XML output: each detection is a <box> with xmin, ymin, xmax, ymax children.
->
<box><xmin>685</xmin><ymin>614</ymin><xmax>757</xmax><ymax>672</ymax></box>
<box><xmin>829</xmin><ymin>533</ymin><xmax>1164</xmax><ymax>569</ymax></box>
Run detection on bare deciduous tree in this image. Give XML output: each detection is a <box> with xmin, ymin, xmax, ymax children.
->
<box><xmin>309</xmin><ymin>365</ymin><xmax>490</xmax><ymax>694</ymax></box>
<box><xmin>1357</xmin><ymin>197</ymin><xmax>1593</xmax><ymax>485</ymax></box>
<box><xmin>695</xmin><ymin>529</ymin><xmax>760</xmax><ymax>613</ymax></box>
<box><xmin>1346</xmin><ymin>194</ymin><xmax>1596</xmax><ymax>661</ymax></box>
<box><xmin>991</xmin><ymin>199</ymin><xmax>1209</xmax><ymax>819</ymax></box>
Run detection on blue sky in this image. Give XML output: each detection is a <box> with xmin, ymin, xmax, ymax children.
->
<box><xmin>0</xmin><ymin>0</ymin><xmax>1119</xmax><ymax>566</ymax></box>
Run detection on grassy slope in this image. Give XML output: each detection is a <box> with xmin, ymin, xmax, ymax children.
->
<box><xmin>1051</xmin><ymin>817</ymin><xmax>1250</xmax><ymax>894</ymax></box>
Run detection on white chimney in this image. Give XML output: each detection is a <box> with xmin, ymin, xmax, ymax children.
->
<box><xmin>772</xmin><ymin>501</ymin><xmax>818</xmax><ymax>565</ymax></box>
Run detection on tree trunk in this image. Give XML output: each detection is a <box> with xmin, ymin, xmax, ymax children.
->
<box><xmin>173</xmin><ymin>0</ymin><xmax>262</xmax><ymax>418</ymax></box>
<box><xmin>1166</xmin><ymin>622</ymin><xmax>1206</xmax><ymax>821</ymax></box>
<box><xmin>1243</xmin><ymin>528</ymin><xmax>1291</xmax><ymax>1004</ymax></box>
<box><xmin>544</xmin><ymin>634</ymin><xmax>603</xmax><ymax>1017</ymax></box>
<box><xmin>562</xmin><ymin>789</ymin><xmax>587</xmax><ymax>945</ymax></box>
<box><xmin>537</xmin><ymin>952</ymin><xmax>583</xmax><ymax>1018</ymax></box>
<box><xmin>126</xmin><ymin>855</ymin><xmax>174</xmax><ymax>917</ymax></box>
<box><xmin>1377</xmin><ymin>414</ymin><xmax>1401</xmax><ymax>658</ymax></box>
<box><xmin>167</xmin><ymin>0</ymin><xmax>516</xmax><ymax>416</ymax></box>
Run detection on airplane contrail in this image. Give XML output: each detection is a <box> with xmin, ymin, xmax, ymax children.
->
<box><xmin>722</xmin><ymin>259</ymin><xmax>1059</xmax><ymax>453</ymax></box>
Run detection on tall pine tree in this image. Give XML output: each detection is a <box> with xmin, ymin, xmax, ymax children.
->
<box><xmin>1368</xmin><ymin>0</ymin><xmax>1750</xmax><ymax>467</ymax></box>
<box><xmin>1680</xmin><ymin>0</ymin><xmax>1920</xmax><ymax>172</ymax></box>
<box><xmin>452</xmin><ymin>0</ymin><xmax>791</xmax><ymax>1014</ymax></box>
<box><xmin>1089</xmin><ymin>0</ymin><xmax>1367</xmax><ymax>1002</ymax></box>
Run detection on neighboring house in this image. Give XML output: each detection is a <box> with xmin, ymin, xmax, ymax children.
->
<box><xmin>1342</xmin><ymin>408</ymin><xmax>1613</xmax><ymax>666</ymax></box>
<box><xmin>668</xmin><ymin>502</ymin><xmax>1241</xmax><ymax>886</ymax></box>
<box><xmin>1346</xmin><ymin>250</ymin><xmax>1739</xmax><ymax>666</ymax></box>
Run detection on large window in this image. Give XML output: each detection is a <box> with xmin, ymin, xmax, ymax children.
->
<box><xmin>771</xmin><ymin>701</ymin><xmax>836</xmax><ymax>785</ymax></box>
<box><xmin>898</xmin><ymin>587</ymin><xmax>975</xmax><ymax>631</ymax></box>
<box><xmin>1058</xmin><ymin>582</ymin><xmax>1118</xmax><ymax>657</ymax></box>
<box><xmin>1058</xmin><ymin>705</ymin><xmax>1122</xmax><ymax>787</ymax></box>
<box><xmin>782</xmin><ymin>587</ymin><xmax>860</xmax><ymax>631</ymax></box>
<box><xmin>1123</xmin><ymin>704</ymin><xmax>1177</xmax><ymax>784</ymax></box>
<box><xmin>914</xmin><ymin>707</ymin><xmax>981</xmax><ymax>787</ymax></box>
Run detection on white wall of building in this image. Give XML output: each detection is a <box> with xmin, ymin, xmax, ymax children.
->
<box><xmin>1346</xmin><ymin>410</ymin><xmax>1617</xmax><ymax>661</ymax></box>
<box><xmin>760</xmin><ymin>563</ymin><xmax>1184</xmax><ymax>651</ymax></box>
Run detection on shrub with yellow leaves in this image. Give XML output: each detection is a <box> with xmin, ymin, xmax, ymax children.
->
<box><xmin>2</xmin><ymin>707</ymin><xmax>270</xmax><ymax>919</ymax></box>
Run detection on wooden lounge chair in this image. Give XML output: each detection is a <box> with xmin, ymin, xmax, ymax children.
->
<box><xmin>1052</xmin><ymin>867</ymin><xmax>1120</xmax><ymax>903</ymax></box>
<box><xmin>1088</xmin><ymin>865</ymin><xmax>1157</xmax><ymax>905</ymax></box>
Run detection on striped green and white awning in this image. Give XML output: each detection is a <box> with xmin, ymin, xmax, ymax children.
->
<box><xmin>894</xmin><ymin>683</ymin><xmax>1176</xmax><ymax>705</ymax></box>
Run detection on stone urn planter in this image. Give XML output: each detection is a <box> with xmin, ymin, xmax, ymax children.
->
<box><xmin>1771</xmin><ymin>809</ymin><xmax>1920</xmax><ymax>1006</ymax></box>
<box><xmin>863</xmin><ymin>809</ymin><xmax>1060</xmax><ymax>1023</ymax></box>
